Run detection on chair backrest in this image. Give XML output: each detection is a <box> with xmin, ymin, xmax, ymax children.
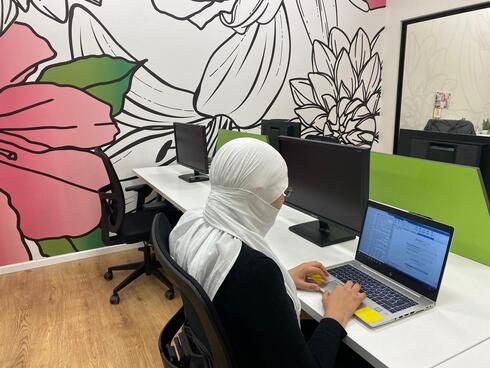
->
<box><xmin>93</xmin><ymin>148</ymin><xmax>126</xmax><ymax>238</ymax></box>
<box><xmin>151</xmin><ymin>213</ymin><xmax>236</xmax><ymax>368</ymax></box>
<box><xmin>424</xmin><ymin>119</ymin><xmax>476</xmax><ymax>135</ymax></box>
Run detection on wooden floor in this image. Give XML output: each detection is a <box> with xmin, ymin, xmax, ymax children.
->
<box><xmin>0</xmin><ymin>249</ymin><xmax>182</xmax><ymax>368</ymax></box>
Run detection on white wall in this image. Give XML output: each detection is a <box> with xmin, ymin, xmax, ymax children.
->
<box><xmin>400</xmin><ymin>7</ymin><xmax>490</xmax><ymax>132</ymax></box>
<box><xmin>379</xmin><ymin>0</ymin><xmax>490</xmax><ymax>153</ymax></box>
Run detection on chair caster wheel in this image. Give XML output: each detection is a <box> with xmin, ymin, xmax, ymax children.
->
<box><xmin>104</xmin><ymin>271</ymin><xmax>113</xmax><ymax>281</ymax></box>
<box><xmin>165</xmin><ymin>289</ymin><xmax>175</xmax><ymax>300</ymax></box>
<box><xmin>110</xmin><ymin>294</ymin><xmax>120</xmax><ymax>305</ymax></box>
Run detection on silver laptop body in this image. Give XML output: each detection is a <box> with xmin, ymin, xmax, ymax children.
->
<box><xmin>323</xmin><ymin>201</ymin><xmax>454</xmax><ymax>328</ymax></box>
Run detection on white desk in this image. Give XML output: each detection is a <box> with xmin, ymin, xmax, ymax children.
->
<box><xmin>135</xmin><ymin>164</ymin><xmax>490</xmax><ymax>368</ymax></box>
<box><xmin>435</xmin><ymin>338</ymin><xmax>490</xmax><ymax>368</ymax></box>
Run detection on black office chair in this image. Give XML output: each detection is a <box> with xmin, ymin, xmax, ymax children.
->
<box><xmin>95</xmin><ymin>148</ymin><xmax>181</xmax><ymax>305</ymax></box>
<box><xmin>151</xmin><ymin>213</ymin><xmax>236</xmax><ymax>368</ymax></box>
<box><xmin>424</xmin><ymin>119</ymin><xmax>476</xmax><ymax>135</ymax></box>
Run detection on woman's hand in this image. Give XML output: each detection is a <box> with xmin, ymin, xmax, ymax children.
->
<box><xmin>288</xmin><ymin>261</ymin><xmax>329</xmax><ymax>291</ymax></box>
<box><xmin>322</xmin><ymin>281</ymin><xmax>366</xmax><ymax>328</ymax></box>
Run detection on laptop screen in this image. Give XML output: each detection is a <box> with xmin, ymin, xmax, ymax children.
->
<box><xmin>358</xmin><ymin>205</ymin><xmax>452</xmax><ymax>291</ymax></box>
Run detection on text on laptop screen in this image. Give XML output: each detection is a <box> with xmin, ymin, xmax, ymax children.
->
<box><xmin>358</xmin><ymin>206</ymin><xmax>451</xmax><ymax>289</ymax></box>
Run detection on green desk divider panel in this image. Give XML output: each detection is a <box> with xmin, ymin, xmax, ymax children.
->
<box><xmin>216</xmin><ymin>129</ymin><xmax>268</xmax><ymax>151</ymax></box>
<box><xmin>370</xmin><ymin>152</ymin><xmax>490</xmax><ymax>266</ymax></box>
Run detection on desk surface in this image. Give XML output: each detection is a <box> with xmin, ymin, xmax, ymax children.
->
<box><xmin>435</xmin><ymin>339</ymin><xmax>490</xmax><ymax>368</ymax></box>
<box><xmin>134</xmin><ymin>165</ymin><xmax>490</xmax><ymax>368</ymax></box>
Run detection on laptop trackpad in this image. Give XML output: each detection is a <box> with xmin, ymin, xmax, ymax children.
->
<box><xmin>321</xmin><ymin>280</ymin><xmax>342</xmax><ymax>293</ymax></box>
<box><xmin>321</xmin><ymin>279</ymin><xmax>371</xmax><ymax>309</ymax></box>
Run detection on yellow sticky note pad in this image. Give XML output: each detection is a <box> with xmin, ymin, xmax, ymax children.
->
<box><xmin>308</xmin><ymin>274</ymin><xmax>325</xmax><ymax>283</ymax></box>
<box><xmin>355</xmin><ymin>307</ymin><xmax>384</xmax><ymax>324</ymax></box>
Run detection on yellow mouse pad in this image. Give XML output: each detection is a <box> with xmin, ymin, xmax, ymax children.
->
<box><xmin>355</xmin><ymin>307</ymin><xmax>384</xmax><ymax>324</ymax></box>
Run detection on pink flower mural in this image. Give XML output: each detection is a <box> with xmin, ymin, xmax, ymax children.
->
<box><xmin>0</xmin><ymin>190</ymin><xmax>29</xmax><ymax>265</ymax></box>
<box><xmin>0</xmin><ymin>23</ymin><xmax>119</xmax><ymax>265</ymax></box>
<box><xmin>366</xmin><ymin>0</ymin><xmax>386</xmax><ymax>10</ymax></box>
<box><xmin>349</xmin><ymin>0</ymin><xmax>386</xmax><ymax>12</ymax></box>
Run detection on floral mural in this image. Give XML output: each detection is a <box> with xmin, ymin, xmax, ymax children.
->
<box><xmin>290</xmin><ymin>27</ymin><xmax>382</xmax><ymax>146</ymax></box>
<box><xmin>0</xmin><ymin>0</ymin><xmax>385</xmax><ymax>267</ymax></box>
<box><xmin>0</xmin><ymin>0</ymin><xmax>102</xmax><ymax>34</ymax></box>
<box><xmin>293</xmin><ymin>0</ymin><xmax>385</xmax><ymax>147</ymax></box>
<box><xmin>0</xmin><ymin>19</ymin><xmax>138</xmax><ymax>264</ymax></box>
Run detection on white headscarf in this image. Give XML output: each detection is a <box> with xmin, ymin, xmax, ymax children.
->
<box><xmin>169</xmin><ymin>138</ymin><xmax>302</xmax><ymax>322</ymax></box>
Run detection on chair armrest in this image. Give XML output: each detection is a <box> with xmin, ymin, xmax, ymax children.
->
<box><xmin>142</xmin><ymin>201</ymin><xmax>168</xmax><ymax>212</ymax></box>
<box><xmin>125</xmin><ymin>184</ymin><xmax>152</xmax><ymax>210</ymax></box>
<box><xmin>125</xmin><ymin>183</ymin><xmax>151</xmax><ymax>193</ymax></box>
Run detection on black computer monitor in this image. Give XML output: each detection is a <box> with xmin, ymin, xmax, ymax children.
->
<box><xmin>279</xmin><ymin>137</ymin><xmax>370</xmax><ymax>247</ymax></box>
<box><xmin>261</xmin><ymin>119</ymin><xmax>301</xmax><ymax>150</ymax></box>
<box><xmin>174</xmin><ymin>123</ymin><xmax>209</xmax><ymax>183</ymax></box>
<box><xmin>305</xmin><ymin>134</ymin><xmax>340</xmax><ymax>144</ymax></box>
<box><xmin>397</xmin><ymin>129</ymin><xmax>490</xmax><ymax>196</ymax></box>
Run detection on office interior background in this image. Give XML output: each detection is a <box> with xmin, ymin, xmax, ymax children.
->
<box><xmin>1</xmin><ymin>0</ymin><xmax>387</xmax><ymax>267</ymax></box>
<box><xmin>1</xmin><ymin>0</ymin><xmax>490</xmax><ymax>367</ymax></box>
<box><xmin>3</xmin><ymin>0</ymin><xmax>490</xmax><ymax>269</ymax></box>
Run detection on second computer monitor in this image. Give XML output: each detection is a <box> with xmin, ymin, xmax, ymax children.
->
<box><xmin>174</xmin><ymin>123</ymin><xmax>209</xmax><ymax>183</ymax></box>
<box><xmin>261</xmin><ymin>120</ymin><xmax>301</xmax><ymax>150</ymax></box>
<box><xmin>279</xmin><ymin>137</ymin><xmax>370</xmax><ymax>247</ymax></box>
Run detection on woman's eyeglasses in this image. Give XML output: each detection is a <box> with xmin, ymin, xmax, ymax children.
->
<box><xmin>284</xmin><ymin>187</ymin><xmax>293</xmax><ymax>198</ymax></box>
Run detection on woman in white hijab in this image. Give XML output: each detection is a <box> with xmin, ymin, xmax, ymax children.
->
<box><xmin>170</xmin><ymin>138</ymin><xmax>366</xmax><ymax>368</ymax></box>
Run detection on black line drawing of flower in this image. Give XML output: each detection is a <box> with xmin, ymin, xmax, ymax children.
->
<box><xmin>289</xmin><ymin>27</ymin><xmax>382</xmax><ymax>147</ymax></box>
<box><xmin>0</xmin><ymin>0</ymin><xmax>101</xmax><ymax>35</ymax></box>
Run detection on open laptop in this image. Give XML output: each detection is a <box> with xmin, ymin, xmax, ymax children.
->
<box><xmin>322</xmin><ymin>200</ymin><xmax>454</xmax><ymax>328</ymax></box>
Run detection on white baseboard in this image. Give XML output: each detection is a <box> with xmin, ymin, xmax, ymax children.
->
<box><xmin>0</xmin><ymin>243</ymin><xmax>140</xmax><ymax>276</ymax></box>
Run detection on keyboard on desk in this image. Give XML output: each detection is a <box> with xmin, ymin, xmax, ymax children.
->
<box><xmin>329</xmin><ymin>264</ymin><xmax>418</xmax><ymax>313</ymax></box>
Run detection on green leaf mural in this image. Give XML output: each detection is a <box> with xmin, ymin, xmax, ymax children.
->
<box><xmin>70</xmin><ymin>228</ymin><xmax>105</xmax><ymax>252</ymax></box>
<box><xmin>38</xmin><ymin>55</ymin><xmax>143</xmax><ymax>116</ymax></box>
<box><xmin>37</xmin><ymin>238</ymin><xmax>76</xmax><ymax>257</ymax></box>
<box><xmin>36</xmin><ymin>228</ymin><xmax>105</xmax><ymax>257</ymax></box>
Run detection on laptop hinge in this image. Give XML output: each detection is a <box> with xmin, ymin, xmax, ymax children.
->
<box><xmin>358</xmin><ymin>263</ymin><xmax>425</xmax><ymax>299</ymax></box>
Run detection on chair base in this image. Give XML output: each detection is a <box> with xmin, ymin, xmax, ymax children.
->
<box><xmin>104</xmin><ymin>242</ymin><xmax>174</xmax><ymax>304</ymax></box>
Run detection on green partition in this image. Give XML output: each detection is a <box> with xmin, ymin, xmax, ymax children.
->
<box><xmin>370</xmin><ymin>152</ymin><xmax>490</xmax><ymax>266</ymax></box>
<box><xmin>216</xmin><ymin>129</ymin><xmax>268</xmax><ymax>151</ymax></box>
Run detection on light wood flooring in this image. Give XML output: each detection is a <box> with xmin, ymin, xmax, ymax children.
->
<box><xmin>0</xmin><ymin>249</ymin><xmax>182</xmax><ymax>368</ymax></box>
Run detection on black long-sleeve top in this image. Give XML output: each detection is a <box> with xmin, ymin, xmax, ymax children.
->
<box><xmin>213</xmin><ymin>244</ymin><xmax>347</xmax><ymax>368</ymax></box>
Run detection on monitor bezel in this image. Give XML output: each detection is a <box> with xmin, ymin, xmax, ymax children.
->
<box><xmin>356</xmin><ymin>200</ymin><xmax>454</xmax><ymax>301</ymax></box>
<box><xmin>174</xmin><ymin>123</ymin><xmax>209</xmax><ymax>174</ymax></box>
<box><xmin>261</xmin><ymin>120</ymin><xmax>302</xmax><ymax>136</ymax></box>
<box><xmin>278</xmin><ymin>136</ymin><xmax>370</xmax><ymax>234</ymax></box>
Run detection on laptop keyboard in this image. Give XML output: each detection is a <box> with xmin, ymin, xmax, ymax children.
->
<box><xmin>329</xmin><ymin>264</ymin><xmax>418</xmax><ymax>313</ymax></box>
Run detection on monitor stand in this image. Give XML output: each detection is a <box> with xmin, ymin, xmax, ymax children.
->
<box><xmin>289</xmin><ymin>220</ymin><xmax>356</xmax><ymax>247</ymax></box>
<box><xmin>178</xmin><ymin>170</ymin><xmax>209</xmax><ymax>183</ymax></box>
